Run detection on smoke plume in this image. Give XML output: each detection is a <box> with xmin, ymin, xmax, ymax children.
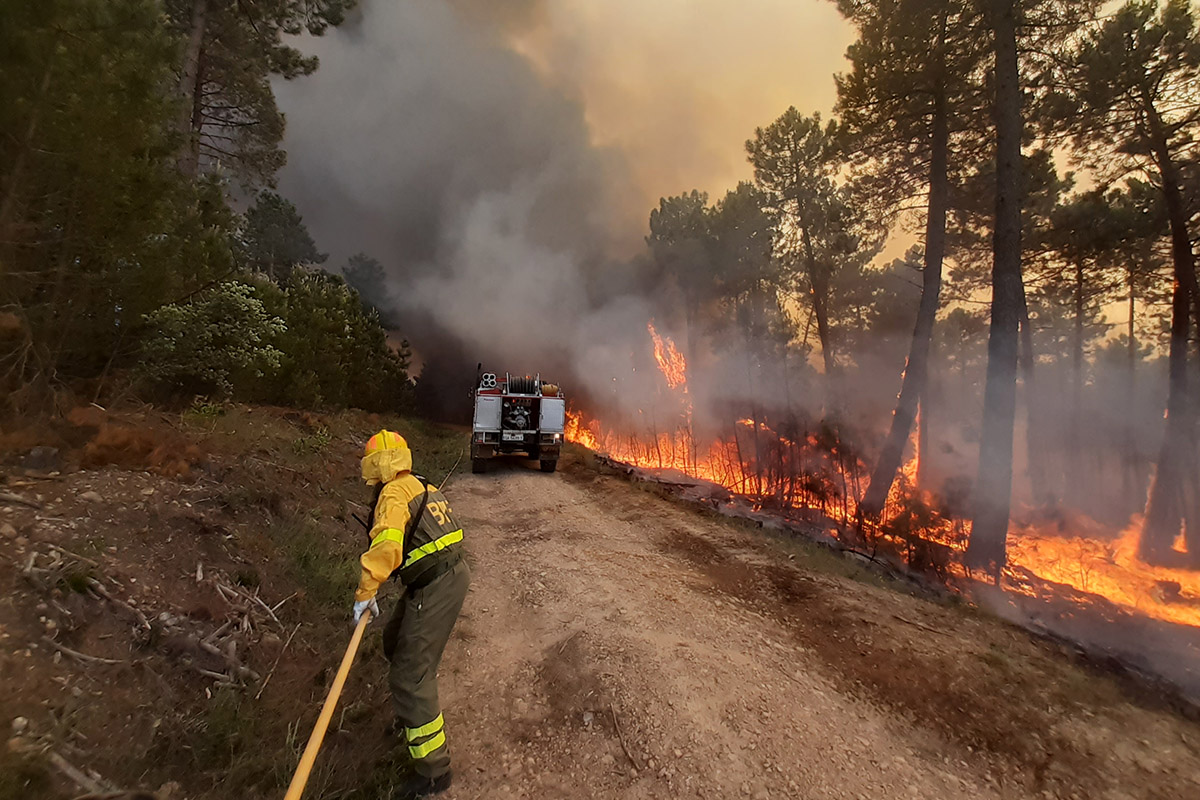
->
<box><xmin>274</xmin><ymin>0</ymin><xmax>852</xmax><ymax>415</ymax></box>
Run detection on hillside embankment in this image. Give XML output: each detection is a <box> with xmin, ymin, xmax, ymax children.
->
<box><xmin>1</xmin><ymin>405</ymin><xmax>1198</xmax><ymax>799</ymax></box>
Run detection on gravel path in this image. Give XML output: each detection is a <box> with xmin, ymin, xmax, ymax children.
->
<box><xmin>417</xmin><ymin>464</ymin><xmax>1199</xmax><ymax>800</ymax></box>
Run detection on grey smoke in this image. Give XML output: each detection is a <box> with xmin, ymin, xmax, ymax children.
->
<box><xmin>275</xmin><ymin>0</ymin><xmax>649</xmax><ymax>407</ymax></box>
<box><xmin>273</xmin><ymin>0</ymin><xmax>1172</xmax><ymax>530</ymax></box>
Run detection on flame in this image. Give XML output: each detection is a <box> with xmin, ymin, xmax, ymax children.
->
<box><xmin>565</xmin><ymin>322</ymin><xmax>1200</xmax><ymax>629</ymax></box>
<box><xmin>648</xmin><ymin>322</ymin><xmax>688</xmax><ymax>390</ymax></box>
<box><xmin>1008</xmin><ymin>521</ymin><xmax>1200</xmax><ymax>627</ymax></box>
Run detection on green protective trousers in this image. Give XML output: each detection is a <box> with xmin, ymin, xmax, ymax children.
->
<box><xmin>382</xmin><ymin>556</ymin><xmax>470</xmax><ymax>778</ymax></box>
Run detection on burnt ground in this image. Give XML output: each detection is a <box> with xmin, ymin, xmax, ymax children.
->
<box><xmin>1</xmin><ymin>407</ymin><xmax>1198</xmax><ymax>799</ymax></box>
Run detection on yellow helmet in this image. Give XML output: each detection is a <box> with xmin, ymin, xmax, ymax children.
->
<box><xmin>362</xmin><ymin>430</ymin><xmax>412</xmax><ymax>485</ymax></box>
<box><xmin>364</xmin><ymin>429</ymin><xmax>407</xmax><ymax>457</ymax></box>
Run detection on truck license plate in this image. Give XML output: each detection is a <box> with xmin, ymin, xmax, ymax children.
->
<box><xmin>502</xmin><ymin>431</ymin><xmax>525</xmax><ymax>441</ymax></box>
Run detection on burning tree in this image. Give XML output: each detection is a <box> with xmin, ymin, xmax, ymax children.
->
<box><xmin>1051</xmin><ymin>0</ymin><xmax>1200</xmax><ymax>566</ymax></box>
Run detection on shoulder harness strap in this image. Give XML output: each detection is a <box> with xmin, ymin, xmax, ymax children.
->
<box><xmin>401</xmin><ymin>475</ymin><xmax>432</xmax><ymax>562</ymax></box>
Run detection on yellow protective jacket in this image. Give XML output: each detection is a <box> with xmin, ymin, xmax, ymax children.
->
<box><xmin>355</xmin><ymin>447</ymin><xmax>464</xmax><ymax>601</ymax></box>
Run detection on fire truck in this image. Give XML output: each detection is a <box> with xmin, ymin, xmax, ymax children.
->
<box><xmin>471</xmin><ymin>371</ymin><xmax>565</xmax><ymax>473</ymax></box>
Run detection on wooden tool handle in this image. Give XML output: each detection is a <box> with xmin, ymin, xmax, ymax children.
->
<box><xmin>282</xmin><ymin>610</ymin><xmax>371</xmax><ymax>800</ymax></box>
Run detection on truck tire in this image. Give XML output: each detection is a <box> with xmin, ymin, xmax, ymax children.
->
<box><xmin>540</xmin><ymin>459</ymin><xmax>558</xmax><ymax>473</ymax></box>
<box><xmin>472</xmin><ymin>458</ymin><xmax>488</xmax><ymax>474</ymax></box>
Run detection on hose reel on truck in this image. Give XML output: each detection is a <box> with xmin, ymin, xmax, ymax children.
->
<box><xmin>470</xmin><ymin>371</ymin><xmax>565</xmax><ymax>473</ymax></box>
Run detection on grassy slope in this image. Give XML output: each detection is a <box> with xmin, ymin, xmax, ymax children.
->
<box><xmin>0</xmin><ymin>405</ymin><xmax>467</xmax><ymax>799</ymax></box>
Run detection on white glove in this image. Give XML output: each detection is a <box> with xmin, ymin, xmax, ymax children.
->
<box><xmin>352</xmin><ymin>597</ymin><xmax>379</xmax><ymax>624</ymax></box>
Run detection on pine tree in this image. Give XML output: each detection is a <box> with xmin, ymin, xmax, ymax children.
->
<box><xmin>166</xmin><ymin>0</ymin><xmax>356</xmax><ymax>185</ymax></box>
<box><xmin>747</xmin><ymin>110</ymin><xmax>882</xmax><ymax>384</ymax></box>
<box><xmin>834</xmin><ymin>0</ymin><xmax>990</xmax><ymax>516</ymax></box>
<box><xmin>1050</xmin><ymin>0</ymin><xmax>1200</xmax><ymax>564</ymax></box>
<box><xmin>240</xmin><ymin>191</ymin><xmax>326</xmax><ymax>281</ymax></box>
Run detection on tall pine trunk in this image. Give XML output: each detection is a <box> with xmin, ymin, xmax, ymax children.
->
<box><xmin>1140</xmin><ymin>111</ymin><xmax>1198</xmax><ymax>565</ymax></box>
<box><xmin>860</xmin><ymin>91</ymin><xmax>949</xmax><ymax>517</ymax></box>
<box><xmin>967</xmin><ymin>0</ymin><xmax>1023</xmax><ymax>577</ymax></box>
<box><xmin>177</xmin><ymin>0</ymin><xmax>210</xmax><ymax>177</ymax></box>
<box><xmin>801</xmin><ymin>224</ymin><xmax>837</xmax><ymax>380</ymax></box>
<box><xmin>1068</xmin><ymin>257</ymin><xmax>1085</xmax><ymax>504</ymax></box>
<box><xmin>1017</xmin><ymin>288</ymin><xmax>1054</xmax><ymax>506</ymax></box>
<box><xmin>1123</xmin><ymin>269</ymin><xmax>1140</xmax><ymax>506</ymax></box>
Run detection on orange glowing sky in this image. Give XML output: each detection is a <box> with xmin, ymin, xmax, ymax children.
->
<box><xmin>501</xmin><ymin>1</ymin><xmax>856</xmax><ymax>224</ymax></box>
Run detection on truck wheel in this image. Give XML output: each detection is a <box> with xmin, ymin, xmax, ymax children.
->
<box><xmin>540</xmin><ymin>459</ymin><xmax>558</xmax><ymax>473</ymax></box>
<box><xmin>472</xmin><ymin>458</ymin><xmax>488</xmax><ymax>474</ymax></box>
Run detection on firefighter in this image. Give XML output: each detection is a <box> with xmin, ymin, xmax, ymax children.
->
<box><xmin>353</xmin><ymin>430</ymin><xmax>470</xmax><ymax>799</ymax></box>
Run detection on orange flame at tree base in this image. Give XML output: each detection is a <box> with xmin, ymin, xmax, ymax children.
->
<box><xmin>565</xmin><ymin>323</ymin><xmax>1200</xmax><ymax>630</ymax></box>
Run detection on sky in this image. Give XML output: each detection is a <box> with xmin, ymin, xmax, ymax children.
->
<box><xmin>501</xmin><ymin>0</ymin><xmax>856</xmax><ymax>218</ymax></box>
<box><xmin>276</xmin><ymin>0</ymin><xmax>857</xmax><ymax>264</ymax></box>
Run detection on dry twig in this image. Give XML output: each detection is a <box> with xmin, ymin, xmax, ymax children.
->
<box><xmin>86</xmin><ymin>579</ymin><xmax>150</xmax><ymax>631</ymax></box>
<box><xmin>255</xmin><ymin>622</ymin><xmax>301</xmax><ymax>700</ymax></box>
<box><xmin>41</xmin><ymin>637</ymin><xmax>125</xmax><ymax>666</ymax></box>
<box><xmin>202</xmin><ymin>620</ymin><xmax>233</xmax><ymax>644</ymax></box>
<box><xmin>189</xmin><ymin>665</ymin><xmax>232</xmax><ymax>682</ymax></box>
<box><xmin>0</xmin><ymin>490</ymin><xmax>42</xmax><ymax>509</ymax></box>
<box><xmin>47</xmin><ymin>751</ymin><xmax>114</xmax><ymax>795</ymax></box>
<box><xmin>248</xmin><ymin>589</ymin><xmax>283</xmax><ymax>628</ymax></box>
<box><xmin>48</xmin><ymin>543</ymin><xmax>103</xmax><ymax>568</ymax></box>
<box><xmin>609</xmin><ymin>702</ymin><xmax>638</xmax><ymax>767</ymax></box>
<box><xmin>439</xmin><ymin>446</ymin><xmax>466</xmax><ymax>490</ymax></box>
<box><xmin>270</xmin><ymin>592</ymin><xmax>297</xmax><ymax>613</ymax></box>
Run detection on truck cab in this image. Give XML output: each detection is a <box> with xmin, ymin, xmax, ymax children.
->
<box><xmin>471</xmin><ymin>372</ymin><xmax>565</xmax><ymax>473</ymax></box>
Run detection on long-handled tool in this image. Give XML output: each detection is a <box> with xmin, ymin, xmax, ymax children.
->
<box><xmin>282</xmin><ymin>610</ymin><xmax>372</xmax><ymax>800</ymax></box>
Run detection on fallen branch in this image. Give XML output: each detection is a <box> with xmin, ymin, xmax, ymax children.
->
<box><xmin>270</xmin><ymin>592</ymin><xmax>297</xmax><ymax>614</ymax></box>
<box><xmin>42</xmin><ymin>636</ymin><xmax>125</xmax><ymax>666</ymax></box>
<box><xmin>189</xmin><ymin>665</ymin><xmax>232</xmax><ymax>682</ymax></box>
<box><xmin>46</xmin><ymin>750</ymin><xmax>115</xmax><ymax>795</ymax></box>
<box><xmin>609</xmin><ymin>702</ymin><xmax>638</xmax><ymax>768</ymax></box>
<box><xmin>214</xmin><ymin>579</ymin><xmax>284</xmax><ymax>629</ymax></box>
<box><xmin>202</xmin><ymin>620</ymin><xmax>233</xmax><ymax>645</ymax></box>
<box><xmin>86</xmin><ymin>579</ymin><xmax>151</xmax><ymax>631</ymax></box>
<box><xmin>48</xmin><ymin>543</ymin><xmax>103</xmax><ymax>568</ymax></box>
<box><xmin>0</xmin><ymin>490</ymin><xmax>42</xmax><ymax>509</ymax></box>
<box><xmin>255</xmin><ymin>622</ymin><xmax>301</xmax><ymax>700</ymax></box>
<box><xmin>197</xmin><ymin>639</ymin><xmax>225</xmax><ymax>659</ymax></box>
<box><xmin>248</xmin><ymin>590</ymin><xmax>283</xmax><ymax>628</ymax></box>
<box><xmin>6</xmin><ymin>474</ymin><xmax>63</xmax><ymax>483</ymax></box>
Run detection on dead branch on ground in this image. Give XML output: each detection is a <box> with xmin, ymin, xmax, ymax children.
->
<box><xmin>41</xmin><ymin>636</ymin><xmax>125</xmax><ymax>666</ymax></box>
<box><xmin>47</xmin><ymin>750</ymin><xmax>119</xmax><ymax>796</ymax></box>
<box><xmin>609</xmin><ymin>702</ymin><xmax>638</xmax><ymax>767</ymax></box>
<box><xmin>0</xmin><ymin>490</ymin><xmax>43</xmax><ymax>508</ymax></box>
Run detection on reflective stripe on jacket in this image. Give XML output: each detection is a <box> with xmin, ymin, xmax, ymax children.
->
<box><xmin>355</xmin><ymin>472</ymin><xmax>463</xmax><ymax>601</ymax></box>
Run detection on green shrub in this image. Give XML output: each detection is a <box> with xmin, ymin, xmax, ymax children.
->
<box><xmin>252</xmin><ymin>272</ymin><xmax>412</xmax><ymax>412</ymax></box>
<box><xmin>291</xmin><ymin>426</ymin><xmax>332</xmax><ymax>456</ymax></box>
<box><xmin>140</xmin><ymin>281</ymin><xmax>285</xmax><ymax>398</ymax></box>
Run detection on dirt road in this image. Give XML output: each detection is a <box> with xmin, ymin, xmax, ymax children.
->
<box><xmin>406</xmin><ymin>463</ymin><xmax>1199</xmax><ymax>800</ymax></box>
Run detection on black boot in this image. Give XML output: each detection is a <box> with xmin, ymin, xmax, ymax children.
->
<box><xmin>392</xmin><ymin>770</ymin><xmax>452</xmax><ymax>799</ymax></box>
